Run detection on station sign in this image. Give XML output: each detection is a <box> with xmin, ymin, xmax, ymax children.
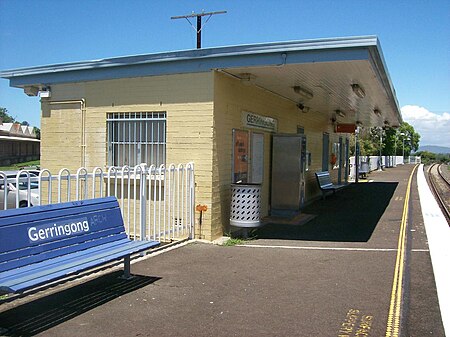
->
<box><xmin>336</xmin><ymin>123</ymin><xmax>356</xmax><ymax>134</ymax></box>
<box><xmin>242</xmin><ymin>111</ymin><xmax>278</xmax><ymax>133</ymax></box>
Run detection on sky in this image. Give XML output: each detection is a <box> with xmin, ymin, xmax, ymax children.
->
<box><xmin>1</xmin><ymin>0</ymin><xmax>449</xmax><ymax>147</ymax></box>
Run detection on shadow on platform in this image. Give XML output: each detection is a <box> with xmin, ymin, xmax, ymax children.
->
<box><xmin>0</xmin><ymin>271</ymin><xmax>160</xmax><ymax>336</ymax></box>
<box><xmin>256</xmin><ymin>182</ymin><xmax>398</xmax><ymax>242</ymax></box>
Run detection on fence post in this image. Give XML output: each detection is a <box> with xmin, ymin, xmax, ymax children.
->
<box><xmin>0</xmin><ymin>173</ymin><xmax>6</xmax><ymax>210</ymax></box>
<box><xmin>58</xmin><ymin>168</ymin><xmax>71</xmax><ymax>203</ymax></box>
<box><xmin>188</xmin><ymin>162</ymin><xmax>195</xmax><ymax>239</ymax></box>
<box><xmin>138</xmin><ymin>165</ymin><xmax>147</xmax><ymax>241</ymax></box>
<box><xmin>92</xmin><ymin>167</ymin><xmax>104</xmax><ymax>199</ymax></box>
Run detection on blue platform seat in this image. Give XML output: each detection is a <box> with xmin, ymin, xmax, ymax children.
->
<box><xmin>0</xmin><ymin>196</ymin><xmax>159</xmax><ymax>294</ymax></box>
<box><xmin>315</xmin><ymin>171</ymin><xmax>348</xmax><ymax>199</ymax></box>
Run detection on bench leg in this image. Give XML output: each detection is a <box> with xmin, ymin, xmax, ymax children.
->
<box><xmin>120</xmin><ymin>255</ymin><xmax>134</xmax><ymax>280</ymax></box>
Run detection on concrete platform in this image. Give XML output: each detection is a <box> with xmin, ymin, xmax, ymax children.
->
<box><xmin>0</xmin><ymin>164</ymin><xmax>446</xmax><ymax>336</ymax></box>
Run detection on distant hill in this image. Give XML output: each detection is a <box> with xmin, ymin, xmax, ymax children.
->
<box><xmin>418</xmin><ymin>145</ymin><xmax>450</xmax><ymax>154</ymax></box>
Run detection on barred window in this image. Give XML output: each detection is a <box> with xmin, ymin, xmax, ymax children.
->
<box><xmin>107</xmin><ymin>112</ymin><xmax>166</xmax><ymax>167</ymax></box>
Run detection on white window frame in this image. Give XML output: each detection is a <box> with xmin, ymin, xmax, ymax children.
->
<box><xmin>107</xmin><ymin>112</ymin><xmax>166</xmax><ymax>167</ymax></box>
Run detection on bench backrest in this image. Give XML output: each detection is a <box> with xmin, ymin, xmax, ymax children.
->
<box><xmin>0</xmin><ymin>196</ymin><xmax>127</xmax><ymax>273</ymax></box>
<box><xmin>315</xmin><ymin>171</ymin><xmax>333</xmax><ymax>188</ymax></box>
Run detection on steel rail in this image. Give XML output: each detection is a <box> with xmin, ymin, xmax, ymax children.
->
<box><xmin>437</xmin><ymin>163</ymin><xmax>450</xmax><ymax>187</ymax></box>
<box><xmin>427</xmin><ymin>164</ymin><xmax>450</xmax><ymax>223</ymax></box>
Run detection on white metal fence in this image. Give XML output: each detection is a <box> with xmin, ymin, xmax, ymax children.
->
<box><xmin>348</xmin><ymin>155</ymin><xmax>421</xmax><ymax>179</ymax></box>
<box><xmin>0</xmin><ymin>163</ymin><xmax>195</xmax><ymax>243</ymax></box>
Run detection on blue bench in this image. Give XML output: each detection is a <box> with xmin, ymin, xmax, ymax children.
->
<box><xmin>315</xmin><ymin>171</ymin><xmax>348</xmax><ymax>199</ymax></box>
<box><xmin>0</xmin><ymin>196</ymin><xmax>159</xmax><ymax>294</ymax></box>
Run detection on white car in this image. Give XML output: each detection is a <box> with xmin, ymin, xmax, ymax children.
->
<box><xmin>0</xmin><ymin>172</ymin><xmax>40</xmax><ymax>209</ymax></box>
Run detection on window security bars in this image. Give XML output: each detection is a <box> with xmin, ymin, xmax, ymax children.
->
<box><xmin>107</xmin><ymin>112</ymin><xmax>167</xmax><ymax>167</ymax></box>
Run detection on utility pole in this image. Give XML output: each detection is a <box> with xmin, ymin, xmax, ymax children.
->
<box><xmin>171</xmin><ymin>10</ymin><xmax>227</xmax><ymax>49</ymax></box>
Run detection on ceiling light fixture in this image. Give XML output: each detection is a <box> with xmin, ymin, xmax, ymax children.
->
<box><xmin>335</xmin><ymin>109</ymin><xmax>346</xmax><ymax>118</ymax></box>
<box><xmin>297</xmin><ymin>103</ymin><xmax>310</xmax><ymax>113</ymax></box>
<box><xmin>238</xmin><ymin>73</ymin><xmax>256</xmax><ymax>85</ymax></box>
<box><xmin>293</xmin><ymin>86</ymin><xmax>314</xmax><ymax>100</ymax></box>
<box><xmin>351</xmin><ymin>84</ymin><xmax>365</xmax><ymax>98</ymax></box>
<box><xmin>38</xmin><ymin>87</ymin><xmax>51</xmax><ymax>98</ymax></box>
<box><xmin>373</xmin><ymin>109</ymin><xmax>382</xmax><ymax>116</ymax></box>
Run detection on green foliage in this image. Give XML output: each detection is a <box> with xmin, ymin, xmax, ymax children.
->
<box><xmin>393</xmin><ymin>122</ymin><xmax>420</xmax><ymax>155</ymax></box>
<box><xmin>0</xmin><ymin>107</ymin><xmax>15</xmax><ymax>123</ymax></box>
<box><xmin>414</xmin><ymin>151</ymin><xmax>450</xmax><ymax>165</ymax></box>
<box><xmin>350</xmin><ymin>122</ymin><xmax>420</xmax><ymax>157</ymax></box>
<box><xmin>33</xmin><ymin>127</ymin><xmax>41</xmax><ymax>139</ymax></box>
<box><xmin>223</xmin><ymin>238</ymin><xmax>245</xmax><ymax>246</ymax></box>
<box><xmin>0</xmin><ymin>160</ymin><xmax>40</xmax><ymax>171</ymax></box>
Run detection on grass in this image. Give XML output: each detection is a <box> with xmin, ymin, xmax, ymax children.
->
<box><xmin>0</xmin><ymin>160</ymin><xmax>40</xmax><ymax>171</ymax></box>
<box><xmin>223</xmin><ymin>229</ymin><xmax>257</xmax><ymax>246</ymax></box>
<box><xmin>223</xmin><ymin>238</ymin><xmax>246</xmax><ymax>246</ymax></box>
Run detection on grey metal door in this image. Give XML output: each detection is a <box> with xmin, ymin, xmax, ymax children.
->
<box><xmin>271</xmin><ymin>135</ymin><xmax>303</xmax><ymax>210</ymax></box>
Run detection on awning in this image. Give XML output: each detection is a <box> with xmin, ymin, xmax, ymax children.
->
<box><xmin>0</xmin><ymin>35</ymin><xmax>401</xmax><ymax>128</ymax></box>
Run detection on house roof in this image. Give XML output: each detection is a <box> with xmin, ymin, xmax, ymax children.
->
<box><xmin>0</xmin><ymin>123</ymin><xmax>37</xmax><ymax>139</ymax></box>
<box><xmin>0</xmin><ymin>36</ymin><xmax>401</xmax><ymax>127</ymax></box>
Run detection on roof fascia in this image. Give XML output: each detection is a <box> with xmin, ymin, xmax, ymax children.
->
<box><xmin>367</xmin><ymin>40</ymin><xmax>402</xmax><ymax>123</ymax></box>
<box><xmin>8</xmin><ymin>48</ymin><xmax>371</xmax><ymax>88</ymax></box>
<box><xmin>2</xmin><ymin>36</ymin><xmax>378</xmax><ymax>88</ymax></box>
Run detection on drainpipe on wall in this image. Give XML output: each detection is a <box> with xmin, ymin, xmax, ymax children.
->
<box><xmin>47</xmin><ymin>99</ymin><xmax>86</xmax><ymax>167</ymax></box>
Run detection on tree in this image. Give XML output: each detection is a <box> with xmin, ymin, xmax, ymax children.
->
<box><xmin>415</xmin><ymin>151</ymin><xmax>450</xmax><ymax>165</ymax></box>
<box><xmin>415</xmin><ymin>151</ymin><xmax>436</xmax><ymax>165</ymax></box>
<box><xmin>390</xmin><ymin>122</ymin><xmax>420</xmax><ymax>157</ymax></box>
<box><xmin>349</xmin><ymin>126</ymin><xmax>381</xmax><ymax>156</ymax></box>
<box><xmin>33</xmin><ymin>127</ymin><xmax>41</xmax><ymax>139</ymax></box>
<box><xmin>0</xmin><ymin>107</ymin><xmax>15</xmax><ymax>123</ymax></box>
<box><xmin>349</xmin><ymin>121</ymin><xmax>420</xmax><ymax>158</ymax></box>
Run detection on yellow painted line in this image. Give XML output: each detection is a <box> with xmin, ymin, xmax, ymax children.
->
<box><xmin>385</xmin><ymin>164</ymin><xmax>418</xmax><ymax>337</ymax></box>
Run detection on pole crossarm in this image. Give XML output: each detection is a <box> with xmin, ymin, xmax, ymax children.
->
<box><xmin>171</xmin><ymin>10</ymin><xmax>227</xmax><ymax>49</ymax></box>
<box><xmin>171</xmin><ymin>10</ymin><xmax>227</xmax><ymax>20</ymax></box>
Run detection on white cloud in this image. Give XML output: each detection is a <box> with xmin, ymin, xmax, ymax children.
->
<box><xmin>401</xmin><ymin>105</ymin><xmax>450</xmax><ymax>148</ymax></box>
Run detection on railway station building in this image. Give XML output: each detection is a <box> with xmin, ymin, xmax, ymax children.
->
<box><xmin>0</xmin><ymin>122</ymin><xmax>40</xmax><ymax>166</ymax></box>
<box><xmin>0</xmin><ymin>36</ymin><xmax>402</xmax><ymax>240</ymax></box>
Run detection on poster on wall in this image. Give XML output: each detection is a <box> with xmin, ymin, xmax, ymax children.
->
<box><xmin>233</xmin><ymin>129</ymin><xmax>249</xmax><ymax>183</ymax></box>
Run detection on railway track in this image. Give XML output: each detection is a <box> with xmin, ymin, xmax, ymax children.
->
<box><xmin>426</xmin><ymin>163</ymin><xmax>450</xmax><ymax>223</ymax></box>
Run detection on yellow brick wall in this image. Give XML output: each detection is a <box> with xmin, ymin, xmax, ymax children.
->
<box><xmin>40</xmin><ymin>72</ymin><xmax>217</xmax><ymax>240</ymax></box>
<box><xmin>39</xmin><ymin>70</ymin><xmax>350</xmax><ymax>241</ymax></box>
<box><xmin>212</xmin><ymin>71</ymin><xmax>349</xmax><ymax>238</ymax></box>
